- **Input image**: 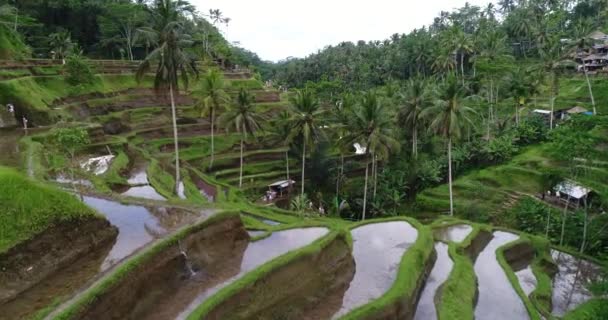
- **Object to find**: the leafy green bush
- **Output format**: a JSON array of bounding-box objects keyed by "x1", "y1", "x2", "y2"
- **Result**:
[
  {"x1": 513, "y1": 116, "x2": 547, "y2": 145},
  {"x1": 64, "y1": 55, "x2": 95, "y2": 87},
  {"x1": 483, "y1": 134, "x2": 519, "y2": 164}
]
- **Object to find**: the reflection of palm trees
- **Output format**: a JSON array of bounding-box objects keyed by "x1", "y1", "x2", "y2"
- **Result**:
[
  {"x1": 553, "y1": 251, "x2": 601, "y2": 315},
  {"x1": 144, "y1": 222, "x2": 165, "y2": 239}
]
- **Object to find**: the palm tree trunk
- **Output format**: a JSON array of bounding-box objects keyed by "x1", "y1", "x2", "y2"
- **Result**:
[
  {"x1": 560, "y1": 194, "x2": 571, "y2": 246},
  {"x1": 336, "y1": 153, "x2": 343, "y2": 197},
  {"x1": 209, "y1": 106, "x2": 215, "y2": 169},
  {"x1": 550, "y1": 94, "x2": 555, "y2": 130},
  {"x1": 448, "y1": 137, "x2": 454, "y2": 216},
  {"x1": 239, "y1": 136, "x2": 244, "y2": 188},
  {"x1": 373, "y1": 155, "x2": 378, "y2": 199},
  {"x1": 412, "y1": 123, "x2": 417, "y2": 158},
  {"x1": 285, "y1": 150, "x2": 290, "y2": 181},
  {"x1": 583, "y1": 66, "x2": 597, "y2": 115},
  {"x1": 301, "y1": 140, "x2": 306, "y2": 197},
  {"x1": 545, "y1": 207, "x2": 551, "y2": 237},
  {"x1": 362, "y1": 159, "x2": 369, "y2": 221},
  {"x1": 169, "y1": 82, "x2": 180, "y2": 194},
  {"x1": 460, "y1": 53, "x2": 465, "y2": 86},
  {"x1": 580, "y1": 198, "x2": 589, "y2": 253}
]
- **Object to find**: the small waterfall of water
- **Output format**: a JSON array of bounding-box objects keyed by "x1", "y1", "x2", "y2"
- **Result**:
[{"x1": 178, "y1": 241, "x2": 196, "y2": 277}]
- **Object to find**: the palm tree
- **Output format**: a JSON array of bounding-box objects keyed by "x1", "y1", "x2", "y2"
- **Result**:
[
  {"x1": 287, "y1": 90, "x2": 326, "y2": 197},
  {"x1": 341, "y1": 91, "x2": 399, "y2": 220},
  {"x1": 219, "y1": 88, "x2": 263, "y2": 188},
  {"x1": 266, "y1": 110, "x2": 294, "y2": 183},
  {"x1": 539, "y1": 37, "x2": 566, "y2": 130},
  {"x1": 432, "y1": 49, "x2": 456, "y2": 77},
  {"x1": 136, "y1": 1, "x2": 197, "y2": 194},
  {"x1": 422, "y1": 76, "x2": 475, "y2": 216},
  {"x1": 193, "y1": 68, "x2": 230, "y2": 169},
  {"x1": 571, "y1": 27, "x2": 597, "y2": 115},
  {"x1": 444, "y1": 27, "x2": 474, "y2": 85},
  {"x1": 507, "y1": 67, "x2": 529, "y2": 126},
  {"x1": 332, "y1": 93, "x2": 356, "y2": 197},
  {"x1": 398, "y1": 78, "x2": 431, "y2": 158},
  {"x1": 48, "y1": 31, "x2": 74, "y2": 62}
]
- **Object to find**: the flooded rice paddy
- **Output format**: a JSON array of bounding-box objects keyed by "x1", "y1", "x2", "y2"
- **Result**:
[
  {"x1": 474, "y1": 231, "x2": 529, "y2": 320},
  {"x1": 551, "y1": 250, "x2": 603, "y2": 316},
  {"x1": 331, "y1": 221, "x2": 418, "y2": 318}
]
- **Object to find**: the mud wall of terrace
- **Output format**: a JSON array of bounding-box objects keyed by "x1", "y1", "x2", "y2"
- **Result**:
[
  {"x1": 62, "y1": 214, "x2": 248, "y2": 320},
  {"x1": 193, "y1": 232, "x2": 355, "y2": 320},
  {"x1": 0, "y1": 217, "x2": 118, "y2": 305}
]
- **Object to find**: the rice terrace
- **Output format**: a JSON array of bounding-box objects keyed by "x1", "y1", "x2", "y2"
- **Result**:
[{"x1": 0, "y1": 0, "x2": 607, "y2": 319}]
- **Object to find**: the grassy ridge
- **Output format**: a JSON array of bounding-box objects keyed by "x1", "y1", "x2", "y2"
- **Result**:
[
  {"x1": 0, "y1": 166, "x2": 99, "y2": 253},
  {"x1": 0, "y1": 74, "x2": 152, "y2": 123},
  {"x1": 186, "y1": 228, "x2": 341, "y2": 319},
  {"x1": 52, "y1": 211, "x2": 238, "y2": 320},
  {"x1": 435, "y1": 221, "x2": 489, "y2": 320},
  {"x1": 495, "y1": 237, "x2": 542, "y2": 320},
  {"x1": 563, "y1": 299, "x2": 608, "y2": 320}
]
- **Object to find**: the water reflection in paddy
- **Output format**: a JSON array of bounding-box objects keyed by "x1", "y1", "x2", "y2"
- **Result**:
[
  {"x1": 331, "y1": 221, "x2": 418, "y2": 319},
  {"x1": 435, "y1": 224, "x2": 472, "y2": 243},
  {"x1": 83, "y1": 196, "x2": 200, "y2": 271},
  {"x1": 474, "y1": 231, "x2": 529, "y2": 320},
  {"x1": 176, "y1": 227, "x2": 329, "y2": 319},
  {"x1": 515, "y1": 266, "x2": 537, "y2": 296},
  {"x1": 414, "y1": 242, "x2": 452, "y2": 320},
  {"x1": 120, "y1": 164, "x2": 166, "y2": 201},
  {"x1": 551, "y1": 250, "x2": 603, "y2": 316}
]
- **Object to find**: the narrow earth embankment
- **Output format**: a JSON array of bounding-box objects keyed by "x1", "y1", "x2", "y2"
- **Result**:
[
  {"x1": 201, "y1": 234, "x2": 355, "y2": 320},
  {"x1": 60, "y1": 215, "x2": 247, "y2": 320},
  {"x1": 0, "y1": 217, "x2": 118, "y2": 318}
]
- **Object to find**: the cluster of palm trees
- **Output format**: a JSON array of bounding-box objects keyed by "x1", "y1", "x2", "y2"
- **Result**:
[{"x1": 272, "y1": 74, "x2": 475, "y2": 219}]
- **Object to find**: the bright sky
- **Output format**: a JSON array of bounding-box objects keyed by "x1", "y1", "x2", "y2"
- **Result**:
[{"x1": 192, "y1": 0, "x2": 494, "y2": 62}]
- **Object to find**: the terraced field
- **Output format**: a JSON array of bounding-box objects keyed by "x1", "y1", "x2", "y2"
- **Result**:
[{"x1": 0, "y1": 60, "x2": 605, "y2": 320}]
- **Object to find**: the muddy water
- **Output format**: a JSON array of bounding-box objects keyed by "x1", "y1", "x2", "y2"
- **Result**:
[
  {"x1": 551, "y1": 250, "x2": 603, "y2": 316},
  {"x1": 435, "y1": 224, "x2": 473, "y2": 243},
  {"x1": 331, "y1": 221, "x2": 418, "y2": 319},
  {"x1": 516, "y1": 266, "x2": 537, "y2": 296},
  {"x1": 83, "y1": 196, "x2": 198, "y2": 270},
  {"x1": 176, "y1": 227, "x2": 329, "y2": 319},
  {"x1": 414, "y1": 242, "x2": 452, "y2": 320},
  {"x1": 474, "y1": 231, "x2": 529, "y2": 320}
]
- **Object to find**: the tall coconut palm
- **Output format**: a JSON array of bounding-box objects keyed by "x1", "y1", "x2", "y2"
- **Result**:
[
  {"x1": 571, "y1": 27, "x2": 597, "y2": 115},
  {"x1": 287, "y1": 89, "x2": 326, "y2": 197},
  {"x1": 332, "y1": 93, "x2": 356, "y2": 197},
  {"x1": 422, "y1": 76, "x2": 475, "y2": 216},
  {"x1": 539, "y1": 37, "x2": 566, "y2": 130},
  {"x1": 341, "y1": 91, "x2": 399, "y2": 220},
  {"x1": 266, "y1": 110, "x2": 294, "y2": 183},
  {"x1": 193, "y1": 68, "x2": 230, "y2": 169},
  {"x1": 444, "y1": 27, "x2": 474, "y2": 85},
  {"x1": 398, "y1": 78, "x2": 431, "y2": 158},
  {"x1": 136, "y1": 13, "x2": 197, "y2": 194},
  {"x1": 219, "y1": 88, "x2": 263, "y2": 188}
]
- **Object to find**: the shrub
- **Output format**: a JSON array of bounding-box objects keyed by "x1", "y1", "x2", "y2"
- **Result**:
[
  {"x1": 64, "y1": 54, "x2": 95, "y2": 86},
  {"x1": 483, "y1": 134, "x2": 519, "y2": 164}
]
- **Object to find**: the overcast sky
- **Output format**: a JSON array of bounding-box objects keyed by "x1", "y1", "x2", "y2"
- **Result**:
[{"x1": 191, "y1": 0, "x2": 494, "y2": 62}]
